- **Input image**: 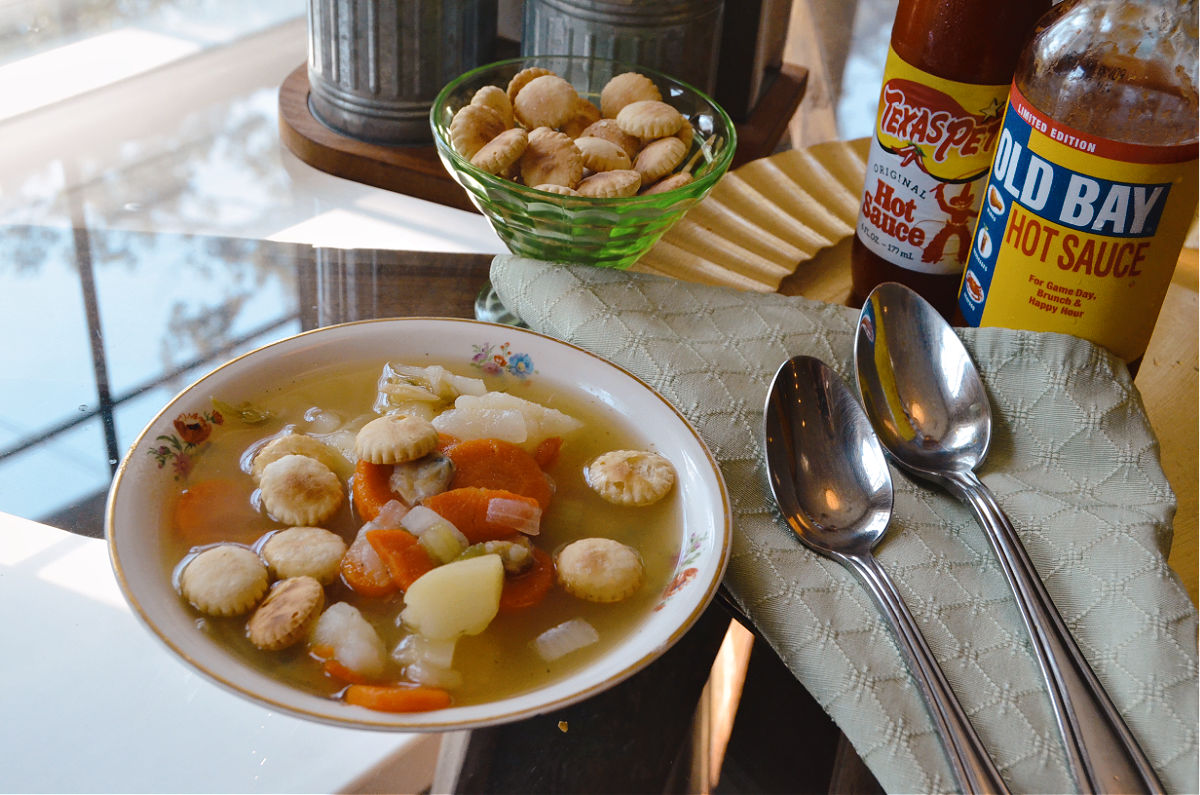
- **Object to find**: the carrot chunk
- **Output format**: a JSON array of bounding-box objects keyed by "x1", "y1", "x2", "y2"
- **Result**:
[
  {"x1": 173, "y1": 478, "x2": 258, "y2": 545},
  {"x1": 422, "y1": 487, "x2": 542, "y2": 544},
  {"x1": 340, "y1": 532, "x2": 398, "y2": 597},
  {"x1": 366, "y1": 528, "x2": 436, "y2": 590},
  {"x1": 444, "y1": 438, "x2": 554, "y2": 509},
  {"x1": 344, "y1": 684, "x2": 452, "y2": 713},
  {"x1": 533, "y1": 436, "x2": 563, "y2": 470},
  {"x1": 352, "y1": 459, "x2": 398, "y2": 521},
  {"x1": 499, "y1": 547, "x2": 555, "y2": 613}
]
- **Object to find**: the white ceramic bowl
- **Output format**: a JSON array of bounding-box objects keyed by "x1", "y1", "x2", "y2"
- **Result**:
[{"x1": 107, "y1": 317, "x2": 731, "y2": 731}]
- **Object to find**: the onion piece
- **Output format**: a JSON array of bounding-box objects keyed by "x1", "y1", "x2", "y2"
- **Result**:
[
  {"x1": 342, "y1": 527, "x2": 392, "y2": 592},
  {"x1": 432, "y1": 407, "x2": 528, "y2": 444},
  {"x1": 486, "y1": 497, "x2": 541, "y2": 536},
  {"x1": 303, "y1": 407, "x2": 344, "y2": 434},
  {"x1": 362, "y1": 499, "x2": 409, "y2": 531},
  {"x1": 404, "y1": 660, "x2": 463, "y2": 689},
  {"x1": 401, "y1": 505, "x2": 449, "y2": 536},
  {"x1": 532, "y1": 618, "x2": 599, "y2": 662},
  {"x1": 392, "y1": 633, "x2": 457, "y2": 669}
]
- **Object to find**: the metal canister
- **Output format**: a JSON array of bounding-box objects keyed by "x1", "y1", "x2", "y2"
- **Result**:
[
  {"x1": 307, "y1": 0, "x2": 497, "y2": 145},
  {"x1": 521, "y1": 0, "x2": 724, "y2": 95}
]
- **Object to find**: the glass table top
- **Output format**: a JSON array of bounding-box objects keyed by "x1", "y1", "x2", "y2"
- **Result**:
[{"x1": 0, "y1": 224, "x2": 494, "y2": 537}]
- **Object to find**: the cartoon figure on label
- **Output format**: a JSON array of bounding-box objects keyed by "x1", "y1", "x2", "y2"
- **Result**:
[{"x1": 922, "y1": 182, "x2": 976, "y2": 265}]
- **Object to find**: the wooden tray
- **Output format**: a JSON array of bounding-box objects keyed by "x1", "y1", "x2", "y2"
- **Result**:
[{"x1": 277, "y1": 63, "x2": 808, "y2": 212}]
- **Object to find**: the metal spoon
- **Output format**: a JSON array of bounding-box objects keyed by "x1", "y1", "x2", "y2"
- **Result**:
[
  {"x1": 764, "y1": 355, "x2": 1009, "y2": 794},
  {"x1": 853, "y1": 282, "x2": 1164, "y2": 795}
]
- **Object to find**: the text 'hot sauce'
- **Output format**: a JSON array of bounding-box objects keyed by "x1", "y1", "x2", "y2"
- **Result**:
[
  {"x1": 850, "y1": 0, "x2": 1049, "y2": 317},
  {"x1": 957, "y1": 0, "x2": 1199, "y2": 368}
]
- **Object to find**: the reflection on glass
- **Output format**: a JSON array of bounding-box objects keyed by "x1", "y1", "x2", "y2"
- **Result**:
[
  {"x1": 0, "y1": 0, "x2": 301, "y2": 116},
  {"x1": 0, "y1": 226, "x2": 300, "y2": 535}
]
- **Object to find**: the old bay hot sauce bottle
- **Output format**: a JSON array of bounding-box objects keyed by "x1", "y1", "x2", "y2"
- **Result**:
[
  {"x1": 850, "y1": 0, "x2": 1050, "y2": 317},
  {"x1": 957, "y1": 0, "x2": 1199, "y2": 371}
]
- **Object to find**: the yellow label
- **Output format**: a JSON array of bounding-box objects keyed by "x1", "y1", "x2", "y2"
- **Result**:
[
  {"x1": 873, "y1": 46, "x2": 1009, "y2": 181},
  {"x1": 857, "y1": 47, "x2": 1011, "y2": 274},
  {"x1": 957, "y1": 85, "x2": 1199, "y2": 362}
]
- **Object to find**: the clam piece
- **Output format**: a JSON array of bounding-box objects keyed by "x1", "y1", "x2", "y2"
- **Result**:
[{"x1": 389, "y1": 452, "x2": 456, "y2": 504}]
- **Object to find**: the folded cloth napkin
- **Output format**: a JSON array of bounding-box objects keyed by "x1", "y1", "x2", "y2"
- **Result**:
[{"x1": 491, "y1": 255, "x2": 1198, "y2": 794}]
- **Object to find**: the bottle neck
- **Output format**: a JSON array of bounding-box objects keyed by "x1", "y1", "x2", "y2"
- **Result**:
[
  {"x1": 891, "y1": 0, "x2": 1050, "y2": 84},
  {"x1": 1015, "y1": 0, "x2": 1199, "y2": 146}
]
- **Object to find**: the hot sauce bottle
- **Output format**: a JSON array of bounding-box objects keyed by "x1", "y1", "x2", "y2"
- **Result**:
[
  {"x1": 956, "y1": 0, "x2": 1199, "y2": 370},
  {"x1": 850, "y1": 0, "x2": 1050, "y2": 317}
]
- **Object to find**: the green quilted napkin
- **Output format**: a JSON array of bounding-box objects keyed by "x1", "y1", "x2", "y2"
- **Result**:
[{"x1": 490, "y1": 254, "x2": 1198, "y2": 795}]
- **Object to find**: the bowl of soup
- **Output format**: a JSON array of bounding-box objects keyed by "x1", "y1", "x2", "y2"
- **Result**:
[{"x1": 107, "y1": 317, "x2": 731, "y2": 730}]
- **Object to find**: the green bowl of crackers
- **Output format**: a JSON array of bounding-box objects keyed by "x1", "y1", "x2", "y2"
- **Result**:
[{"x1": 430, "y1": 55, "x2": 737, "y2": 270}]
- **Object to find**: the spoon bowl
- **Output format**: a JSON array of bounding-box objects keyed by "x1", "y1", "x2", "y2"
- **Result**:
[
  {"x1": 764, "y1": 355, "x2": 892, "y2": 559},
  {"x1": 853, "y1": 282, "x2": 1164, "y2": 794},
  {"x1": 764, "y1": 355, "x2": 1008, "y2": 794},
  {"x1": 854, "y1": 284, "x2": 990, "y2": 478}
]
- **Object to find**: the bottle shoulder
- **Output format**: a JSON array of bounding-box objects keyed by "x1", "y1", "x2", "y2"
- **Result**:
[{"x1": 1016, "y1": 0, "x2": 1198, "y2": 145}]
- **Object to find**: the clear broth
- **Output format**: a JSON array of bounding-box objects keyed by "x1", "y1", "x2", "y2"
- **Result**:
[{"x1": 164, "y1": 360, "x2": 681, "y2": 707}]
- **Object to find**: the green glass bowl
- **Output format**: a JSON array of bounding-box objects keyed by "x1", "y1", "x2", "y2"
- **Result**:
[{"x1": 430, "y1": 55, "x2": 737, "y2": 270}]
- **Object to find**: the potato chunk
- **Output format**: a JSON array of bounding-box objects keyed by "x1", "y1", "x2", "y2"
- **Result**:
[{"x1": 400, "y1": 554, "x2": 504, "y2": 640}]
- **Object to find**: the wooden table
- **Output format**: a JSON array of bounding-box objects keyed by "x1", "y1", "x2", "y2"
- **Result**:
[{"x1": 1138, "y1": 247, "x2": 1198, "y2": 606}]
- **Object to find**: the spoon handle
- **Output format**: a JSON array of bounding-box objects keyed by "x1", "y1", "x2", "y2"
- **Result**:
[
  {"x1": 840, "y1": 550, "x2": 1011, "y2": 795},
  {"x1": 949, "y1": 472, "x2": 1165, "y2": 795}
]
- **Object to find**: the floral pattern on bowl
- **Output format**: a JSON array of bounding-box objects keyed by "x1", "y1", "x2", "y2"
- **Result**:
[
  {"x1": 147, "y1": 408, "x2": 225, "y2": 481},
  {"x1": 471, "y1": 341, "x2": 535, "y2": 378},
  {"x1": 655, "y1": 530, "x2": 706, "y2": 611},
  {"x1": 146, "y1": 340, "x2": 536, "y2": 482},
  {"x1": 112, "y1": 317, "x2": 729, "y2": 732}
]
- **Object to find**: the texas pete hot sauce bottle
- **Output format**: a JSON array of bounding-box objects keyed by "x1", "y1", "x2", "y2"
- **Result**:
[{"x1": 850, "y1": 0, "x2": 1049, "y2": 317}]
